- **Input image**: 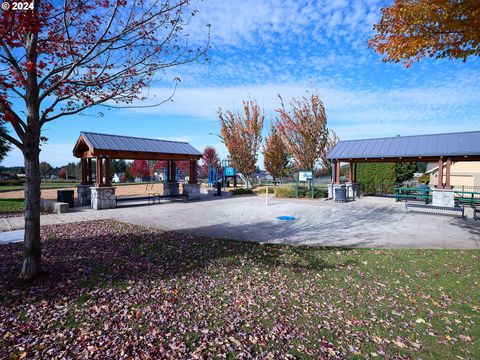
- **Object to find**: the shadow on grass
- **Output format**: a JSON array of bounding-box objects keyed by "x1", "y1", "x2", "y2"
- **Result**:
[{"x1": 0, "y1": 220, "x2": 357, "y2": 303}]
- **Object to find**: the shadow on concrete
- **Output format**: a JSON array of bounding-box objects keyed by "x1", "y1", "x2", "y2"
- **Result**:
[{"x1": 170, "y1": 203, "x2": 401, "y2": 247}]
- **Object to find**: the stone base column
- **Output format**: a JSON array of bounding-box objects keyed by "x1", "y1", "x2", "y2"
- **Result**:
[
  {"x1": 77, "y1": 184, "x2": 92, "y2": 206},
  {"x1": 183, "y1": 183, "x2": 201, "y2": 200},
  {"x1": 91, "y1": 187, "x2": 116, "y2": 210},
  {"x1": 432, "y1": 188, "x2": 455, "y2": 207},
  {"x1": 163, "y1": 182, "x2": 180, "y2": 196}
]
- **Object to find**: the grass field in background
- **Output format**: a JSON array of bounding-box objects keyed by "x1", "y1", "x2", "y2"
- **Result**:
[{"x1": 0, "y1": 198, "x2": 24, "y2": 212}]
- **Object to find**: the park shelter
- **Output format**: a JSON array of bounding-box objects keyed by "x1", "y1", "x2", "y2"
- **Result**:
[
  {"x1": 73, "y1": 131, "x2": 202, "y2": 186},
  {"x1": 327, "y1": 130, "x2": 480, "y2": 190},
  {"x1": 72, "y1": 132, "x2": 202, "y2": 209}
]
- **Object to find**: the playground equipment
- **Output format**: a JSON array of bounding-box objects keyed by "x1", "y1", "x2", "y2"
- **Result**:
[
  {"x1": 206, "y1": 160, "x2": 250, "y2": 189},
  {"x1": 222, "y1": 160, "x2": 237, "y2": 188},
  {"x1": 207, "y1": 164, "x2": 219, "y2": 187}
]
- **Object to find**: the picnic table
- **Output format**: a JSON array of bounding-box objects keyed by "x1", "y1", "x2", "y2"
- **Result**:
[{"x1": 395, "y1": 187, "x2": 431, "y2": 204}]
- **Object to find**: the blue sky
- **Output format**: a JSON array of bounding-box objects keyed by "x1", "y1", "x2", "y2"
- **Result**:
[{"x1": 3, "y1": 0, "x2": 480, "y2": 167}]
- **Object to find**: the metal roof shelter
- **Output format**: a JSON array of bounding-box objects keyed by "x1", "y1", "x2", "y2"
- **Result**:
[
  {"x1": 327, "y1": 130, "x2": 480, "y2": 189},
  {"x1": 73, "y1": 132, "x2": 202, "y2": 187}
]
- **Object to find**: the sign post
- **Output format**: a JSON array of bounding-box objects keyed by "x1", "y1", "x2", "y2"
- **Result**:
[{"x1": 296, "y1": 170, "x2": 314, "y2": 199}]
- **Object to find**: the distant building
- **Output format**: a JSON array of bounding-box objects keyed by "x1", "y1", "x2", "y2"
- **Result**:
[
  {"x1": 427, "y1": 161, "x2": 480, "y2": 187},
  {"x1": 112, "y1": 172, "x2": 124, "y2": 183}
]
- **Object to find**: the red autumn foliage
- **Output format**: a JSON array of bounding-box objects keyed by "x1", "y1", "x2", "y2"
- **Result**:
[
  {"x1": 57, "y1": 167, "x2": 67, "y2": 179},
  {"x1": 131, "y1": 160, "x2": 149, "y2": 179},
  {"x1": 0, "y1": 1, "x2": 209, "y2": 279},
  {"x1": 218, "y1": 100, "x2": 264, "y2": 188},
  {"x1": 200, "y1": 146, "x2": 220, "y2": 177},
  {"x1": 276, "y1": 93, "x2": 329, "y2": 170}
]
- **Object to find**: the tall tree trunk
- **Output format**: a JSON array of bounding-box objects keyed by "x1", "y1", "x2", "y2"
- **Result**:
[{"x1": 19, "y1": 132, "x2": 41, "y2": 280}]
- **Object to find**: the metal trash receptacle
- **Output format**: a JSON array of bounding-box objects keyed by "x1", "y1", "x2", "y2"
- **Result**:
[
  {"x1": 57, "y1": 190, "x2": 74, "y2": 208},
  {"x1": 334, "y1": 187, "x2": 347, "y2": 202},
  {"x1": 215, "y1": 181, "x2": 222, "y2": 196}
]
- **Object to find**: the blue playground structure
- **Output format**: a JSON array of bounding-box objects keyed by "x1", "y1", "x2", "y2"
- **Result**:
[
  {"x1": 207, "y1": 164, "x2": 219, "y2": 187},
  {"x1": 221, "y1": 160, "x2": 237, "y2": 188},
  {"x1": 162, "y1": 167, "x2": 182, "y2": 184},
  {"x1": 207, "y1": 160, "x2": 238, "y2": 188}
]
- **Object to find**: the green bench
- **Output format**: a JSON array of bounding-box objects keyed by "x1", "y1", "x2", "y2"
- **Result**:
[
  {"x1": 395, "y1": 187, "x2": 430, "y2": 204},
  {"x1": 453, "y1": 190, "x2": 480, "y2": 208}
]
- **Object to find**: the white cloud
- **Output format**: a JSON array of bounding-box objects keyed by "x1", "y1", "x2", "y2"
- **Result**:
[
  {"x1": 2, "y1": 144, "x2": 77, "y2": 168},
  {"x1": 125, "y1": 78, "x2": 480, "y2": 140}
]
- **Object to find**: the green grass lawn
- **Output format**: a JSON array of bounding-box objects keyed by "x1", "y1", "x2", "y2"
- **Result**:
[
  {"x1": 0, "y1": 220, "x2": 478, "y2": 359},
  {"x1": 0, "y1": 182, "x2": 79, "y2": 192},
  {"x1": 0, "y1": 198, "x2": 24, "y2": 212}
]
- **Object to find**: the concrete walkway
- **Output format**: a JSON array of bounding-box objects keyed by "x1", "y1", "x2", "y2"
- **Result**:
[{"x1": 1, "y1": 196, "x2": 479, "y2": 248}]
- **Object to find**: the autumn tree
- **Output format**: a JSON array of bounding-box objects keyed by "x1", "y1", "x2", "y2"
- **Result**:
[
  {"x1": 276, "y1": 93, "x2": 329, "y2": 170},
  {"x1": 39, "y1": 161, "x2": 52, "y2": 178},
  {"x1": 131, "y1": 160, "x2": 149, "y2": 180},
  {"x1": 218, "y1": 100, "x2": 264, "y2": 189},
  {"x1": 147, "y1": 160, "x2": 166, "y2": 178},
  {"x1": 0, "y1": 0, "x2": 208, "y2": 279},
  {"x1": 201, "y1": 146, "x2": 220, "y2": 178},
  {"x1": 369, "y1": 0, "x2": 480, "y2": 66},
  {"x1": 57, "y1": 167, "x2": 67, "y2": 179},
  {"x1": 263, "y1": 124, "x2": 290, "y2": 185},
  {"x1": 320, "y1": 130, "x2": 338, "y2": 175}
]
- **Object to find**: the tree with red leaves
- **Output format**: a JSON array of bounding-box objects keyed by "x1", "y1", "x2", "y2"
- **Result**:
[
  {"x1": 57, "y1": 167, "x2": 67, "y2": 179},
  {"x1": 131, "y1": 160, "x2": 149, "y2": 180},
  {"x1": 369, "y1": 0, "x2": 480, "y2": 67},
  {"x1": 147, "y1": 161, "x2": 166, "y2": 178},
  {"x1": 0, "y1": 1, "x2": 209, "y2": 280},
  {"x1": 320, "y1": 130, "x2": 338, "y2": 175},
  {"x1": 276, "y1": 93, "x2": 329, "y2": 170},
  {"x1": 201, "y1": 146, "x2": 220, "y2": 178},
  {"x1": 218, "y1": 100, "x2": 264, "y2": 189},
  {"x1": 263, "y1": 124, "x2": 290, "y2": 185}
]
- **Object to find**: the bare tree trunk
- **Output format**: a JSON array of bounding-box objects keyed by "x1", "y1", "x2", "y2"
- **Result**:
[
  {"x1": 18, "y1": 108, "x2": 42, "y2": 282},
  {"x1": 19, "y1": 131, "x2": 41, "y2": 281}
]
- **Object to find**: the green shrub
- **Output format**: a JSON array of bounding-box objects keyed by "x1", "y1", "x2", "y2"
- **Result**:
[
  {"x1": 274, "y1": 186, "x2": 296, "y2": 198},
  {"x1": 0, "y1": 179, "x2": 24, "y2": 186},
  {"x1": 273, "y1": 186, "x2": 327, "y2": 199},
  {"x1": 232, "y1": 188, "x2": 254, "y2": 195}
]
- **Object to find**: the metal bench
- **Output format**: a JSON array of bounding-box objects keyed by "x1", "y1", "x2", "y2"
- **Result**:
[
  {"x1": 405, "y1": 202, "x2": 465, "y2": 218},
  {"x1": 116, "y1": 193, "x2": 186, "y2": 206}
]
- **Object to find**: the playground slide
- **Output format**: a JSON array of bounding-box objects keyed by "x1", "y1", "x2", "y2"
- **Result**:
[{"x1": 237, "y1": 173, "x2": 251, "y2": 188}]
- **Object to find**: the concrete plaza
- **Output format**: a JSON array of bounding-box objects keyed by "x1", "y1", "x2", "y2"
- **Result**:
[{"x1": 1, "y1": 195, "x2": 479, "y2": 248}]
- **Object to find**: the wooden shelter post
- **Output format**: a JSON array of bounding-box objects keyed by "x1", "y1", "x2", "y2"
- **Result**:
[
  {"x1": 96, "y1": 157, "x2": 103, "y2": 187},
  {"x1": 167, "y1": 160, "x2": 177, "y2": 182},
  {"x1": 81, "y1": 158, "x2": 87, "y2": 185},
  {"x1": 437, "y1": 159, "x2": 444, "y2": 188},
  {"x1": 445, "y1": 158, "x2": 452, "y2": 189},
  {"x1": 335, "y1": 161, "x2": 341, "y2": 184},
  {"x1": 348, "y1": 162, "x2": 353, "y2": 182},
  {"x1": 87, "y1": 158, "x2": 92, "y2": 184},
  {"x1": 189, "y1": 160, "x2": 197, "y2": 184},
  {"x1": 105, "y1": 158, "x2": 111, "y2": 186}
]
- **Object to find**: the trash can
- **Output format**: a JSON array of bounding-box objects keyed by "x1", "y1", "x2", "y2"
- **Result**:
[
  {"x1": 334, "y1": 187, "x2": 347, "y2": 203},
  {"x1": 57, "y1": 190, "x2": 74, "y2": 208},
  {"x1": 215, "y1": 181, "x2": 222, "y2": 196}
]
